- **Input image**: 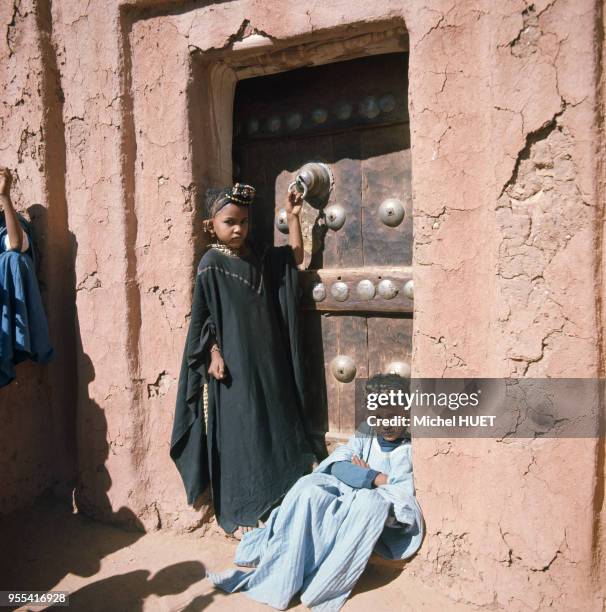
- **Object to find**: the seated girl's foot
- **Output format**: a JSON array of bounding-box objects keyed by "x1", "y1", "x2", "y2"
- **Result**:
[{"x1": 228, "y1": 524, "x2": 257, "y2": 541}]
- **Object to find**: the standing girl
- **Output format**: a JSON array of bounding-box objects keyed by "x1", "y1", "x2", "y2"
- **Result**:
[{"x1": 171, "y1": 183, "x2": 316, "y2": 535}]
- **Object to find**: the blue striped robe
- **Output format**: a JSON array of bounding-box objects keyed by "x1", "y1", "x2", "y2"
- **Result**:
[{"x1": 207, "y1": 433, "x2": 424, "y2": 611}]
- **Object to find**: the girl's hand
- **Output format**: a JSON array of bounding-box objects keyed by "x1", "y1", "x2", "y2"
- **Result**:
[
  {"x1": 285, "y1": 187, "x2": 303, "y2": 218},
  {"x1": 0, "y1": 168, "x2": 12, "y2": 198},
  {"x1": 351, "y1": 455, "x2": 370, "y2": 469},
  {"x1": 373, "y1": 473, "x2": 389, "y2": 487},
  {"x1": 208, "y1": 351, "x2": 226, "y2": 380}
]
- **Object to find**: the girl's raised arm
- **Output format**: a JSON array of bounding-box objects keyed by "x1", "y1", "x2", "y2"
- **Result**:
[{"x1": 284, "y1": 188, "x2": 304, "y2": 266}]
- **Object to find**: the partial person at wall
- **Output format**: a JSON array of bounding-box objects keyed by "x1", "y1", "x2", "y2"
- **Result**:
[{"x1": 0, "y1": 168, "x2": 53, "y2": 388}]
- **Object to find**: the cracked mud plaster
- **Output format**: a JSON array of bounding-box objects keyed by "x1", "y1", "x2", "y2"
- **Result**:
[
  {"x1": 502, "y1": 2, "x2": 557, "y2": 58},
  {"x1": 147, "y1": 285, "x2": 183, "y2": 331},
  {"x1": 496, "y1": 116, "x2": 592, "y2": 376},
  {"x1": 77, "y1": 270, "x2": 101, "y2": 292},
  {"x1": 146, "y1": 371, "x2": 173, "y2": 399},
  {"x1": 1, "y1": 0, "x2": 62, "y2": 516},
  {"x1": 5, "y1": 0, "x2": 24, "y2": 58}
]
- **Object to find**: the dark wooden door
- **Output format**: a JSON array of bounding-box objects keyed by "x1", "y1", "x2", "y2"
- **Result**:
[{"x1": 233, "y1": 53, "x2": 413, "y2": 438}]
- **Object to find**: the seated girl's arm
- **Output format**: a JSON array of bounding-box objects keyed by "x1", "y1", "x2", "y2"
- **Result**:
[{"x1": 328, "y1": 461, "x2": 380, "y2": 489}]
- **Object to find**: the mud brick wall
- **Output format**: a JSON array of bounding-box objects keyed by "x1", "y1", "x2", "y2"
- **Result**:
[
  {"x1": 0, "y1": 1, "x2": 604, "y2": 609},
  {"x1": 0, "y1": 0, "x2": 76, "y2": 515}
]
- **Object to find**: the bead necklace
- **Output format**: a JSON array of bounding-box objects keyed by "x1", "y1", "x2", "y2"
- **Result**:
[{"x1": 210, "y1": 242, "x2": 242, "y2": 258}]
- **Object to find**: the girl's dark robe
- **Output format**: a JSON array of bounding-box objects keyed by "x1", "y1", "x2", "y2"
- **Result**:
[
  {"x1": 170, "y1": 244, "x2": 315, "y2": 533},
  {"x1": 0, "y1": 213, "x2": 53, "y2": 387}
]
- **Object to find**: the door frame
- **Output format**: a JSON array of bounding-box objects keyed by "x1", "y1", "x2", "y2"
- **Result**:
[
  {"x1": 187, "y1": 21, "x2": 412, "y2": 445},
  {"x1": 188, "y1": 21, "x2": 409, "y2": 189}
]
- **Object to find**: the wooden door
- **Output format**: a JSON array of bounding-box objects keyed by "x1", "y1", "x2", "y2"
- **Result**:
[{"x1": 233, "y1": 53, "x2": 413, "y2": 438}]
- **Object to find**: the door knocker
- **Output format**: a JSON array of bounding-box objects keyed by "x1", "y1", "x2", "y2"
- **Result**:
[{"x1": 288, "y1": 162, "x2": 334, "y2": 208}]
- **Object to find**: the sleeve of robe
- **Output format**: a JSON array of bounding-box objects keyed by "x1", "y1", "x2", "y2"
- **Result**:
[
  {"x1": 373, "y1": 442, "x2": 425, "y2": 560},
  {"x1": 313, "y1": 433, "x2": 367, "y2": 473},
  {"x1": 268, "y1": 245, "x2": 320, "y2": 457},
  {"x1": 170, "y1": 268, "x2": 216, "y2": 505},
  {"x1": 328, "y1": 461, "x2": 379, "y2": 489}
]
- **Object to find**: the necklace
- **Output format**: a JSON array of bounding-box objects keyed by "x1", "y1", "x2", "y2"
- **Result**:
[{"x1": 210, "y1": 242, "x2": 242, "y2": 258}]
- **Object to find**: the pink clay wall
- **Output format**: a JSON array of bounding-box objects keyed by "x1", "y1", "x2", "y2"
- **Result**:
[
  {"x1": 1, "y1": 1, "x2": 604, "y2": 609},
  {"x1": 0, "y1": 0, "x2": 76, "y2": 515}
]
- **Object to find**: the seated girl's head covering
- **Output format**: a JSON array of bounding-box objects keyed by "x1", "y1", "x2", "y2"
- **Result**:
[{"x1": 207, "y1": 183, "x2": 255, "y2": 217}]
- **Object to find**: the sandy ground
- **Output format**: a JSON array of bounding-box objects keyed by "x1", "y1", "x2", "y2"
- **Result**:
[{"x1": 0, "y1": 496, "x2": 472, "y2": 612}]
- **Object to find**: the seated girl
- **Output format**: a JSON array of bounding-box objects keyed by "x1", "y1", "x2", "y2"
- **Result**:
[{"x1": 207, "y1": 374, "x2": 424, "y2": 611}]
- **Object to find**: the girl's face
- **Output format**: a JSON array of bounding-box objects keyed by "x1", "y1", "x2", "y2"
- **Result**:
[{"x1": 211, "y1": 203, "x2": 249, "y2": 248}]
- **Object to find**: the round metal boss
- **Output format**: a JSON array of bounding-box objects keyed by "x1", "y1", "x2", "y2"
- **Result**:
[
  {"x1": 275, "y1": 208, "x2": 289, "y2": 234},
  {"x1": 378, "y1": 279, "x2": 398, "y2": 299},
  {"x1": 379, "y1": 94, "x2": 396, "y2": 113},
  {"x1": 247, "y1": 118, "x2": 259, "y2": 135},
  {"x1": 378, "y1": 198, "x2": 405, "y2": 227},
  {"x1": 330, "y1": 281, "x2": 349, "y2": 302},
  {"x1": 359, "y1": 96, "x2": 380, "y2": 119},
  {"x1": 335, "y1": 102, "x2": 353, "y2": 120},
  {"x1": 324, "y1": 205, "x2": 346, "y2": 231},
  {"x1": 384, "y1": 361, "x2": 411, "y2": 378},
  {"x1": 267, "y1": 116, "x2": 281, "y2": 132},
  {"x1": 311, "y1": 282, "x2": 326, "y2": 302},
  {"x1": 312, "y1": 108, "x2": 328, "y2": 124},
  {"x1": 356, "y1": 279, "x2": 375, "y2": 300},
  {"x1": 286, "y1": 112, "x2": 302, "y2": 130},
  {"x1": 331, "y1": 355, "x2": 357, "y2": 383},
  {"x1": 403, "y1": 279, "x2": 414, "y2": 299}
]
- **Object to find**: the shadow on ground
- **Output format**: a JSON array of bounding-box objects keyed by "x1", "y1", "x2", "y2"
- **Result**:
[
  {"x1": 0, "y1": 496, "x2": 206, "y2": 612},
  {"x1": 65, "y1": 562, "x2": 207, "y2": 611}
]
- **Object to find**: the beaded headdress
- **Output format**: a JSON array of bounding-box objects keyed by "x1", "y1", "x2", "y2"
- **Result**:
[{"x1": 208, "y1": 183, "x2": 256, "y2": 217}]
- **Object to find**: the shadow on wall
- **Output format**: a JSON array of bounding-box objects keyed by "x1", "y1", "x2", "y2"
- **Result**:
[
  {"x1": 0, "y1": 202, "x2": 206, "y2": 607},
  {"x1": 0, "y1": 202, "x2": 68, "y2": 515},
  {"x1": 0, "y1": 208, "x2": 135, "y2": 525},
  {"x1": 28, "y1": 202, "x2": 78, "y2": 494},
  {"x1": 0, "y1": 228, "x2": 149, "y2": 598},
  {"x1": 0, "y1": 360, "x2": 52, "y2": 513},
  {"x1": 61, "y1": 233, "x2": 146, "y2": 531},
  {"x1": 71, "y1": 313, "x2": 145, "y2": 529}
]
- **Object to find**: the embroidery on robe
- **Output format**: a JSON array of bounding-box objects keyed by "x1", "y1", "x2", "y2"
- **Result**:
[
  {"x1": 198, "y1": 245, "x2": 271, "y2": 295},
  {"x1": 198, "y1": 265, "x2": 264, "y2": 294}
]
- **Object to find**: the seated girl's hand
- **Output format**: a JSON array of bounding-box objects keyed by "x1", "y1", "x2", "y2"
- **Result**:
[
  {"x1": 351, "y1": 455, "x2": 369, "y2": 469},
  {"x1": 373, "y1": 473, "x2": 389, "y2": 487},
  {"x1": 208, "y1": 352, "x2": 226, "y2": 380}
]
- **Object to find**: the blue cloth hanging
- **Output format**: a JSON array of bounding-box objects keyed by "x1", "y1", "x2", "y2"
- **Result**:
[{"x1": 0, "y1": 213, "x2": 53, "y2": 387}]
